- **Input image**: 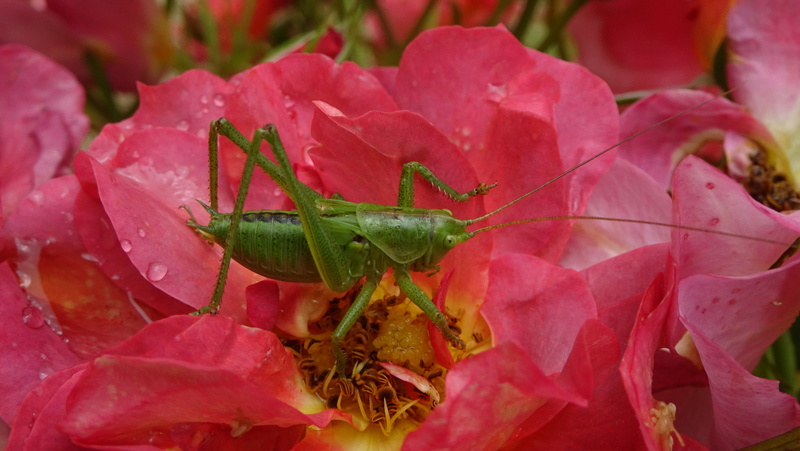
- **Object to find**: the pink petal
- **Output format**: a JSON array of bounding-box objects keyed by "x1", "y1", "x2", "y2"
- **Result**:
[
  {"x1": 670, "y1": 156, "x2": 800, "y2": 278},
  {"x1": 86, "y1": 69, "x2": 231, "y2": 164},
  {"x1": 508, "y1": 321, "x2": 644, "y2": 449},
  {"x1": 619, "y1": 273, "x2": 686, "y2": 449},
  {"x1": 679, "y1": 258, "x2": 800, "y2": 370},
  {"x1": 62, "y1": 316, "x2": 346, "y2": 447},
  {"x1": 581, "y1": 242, "x2": 670, "y2": 344},
  {"x1": 561, "y1": 158, "x2": 671, "y2": 270},
  {"x1": 684, "y1": 322, "x2": 800, "y2": 449},
  {"x1": 405, "y1": 342, "x2": 587, "y2": 449},
  {"x1": 483, "y1": 254, "x2": 596, "y2": 374},
  {"x1": 7, "y1": 366, "x2": 85, "y2": 451},
  {"x1": 529, "y1": 51, "x2": 619, "y2": 220},
  {"x1": 75, "y1": 132, "x2": 262, "y2": 320},
  {"x1": 0, "y1": 261, "x2": 81, "y2": 424},
  {"x1": 379, "y1": 361, "x2": 440, "y2": 404}
]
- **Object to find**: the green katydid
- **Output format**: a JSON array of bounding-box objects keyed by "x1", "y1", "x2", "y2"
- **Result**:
[{"x1": 185, "y1": 95, "x2": 791, "y2": 377}]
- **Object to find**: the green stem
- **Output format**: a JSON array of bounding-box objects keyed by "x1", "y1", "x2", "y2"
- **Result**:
[{"x1": 536, "y1": 0, "x2": 590, "y2": 52}]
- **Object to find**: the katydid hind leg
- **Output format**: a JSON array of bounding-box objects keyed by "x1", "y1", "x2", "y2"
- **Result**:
[{"x1": 262, "y1": 125, "x2": 355, "y2": 293}]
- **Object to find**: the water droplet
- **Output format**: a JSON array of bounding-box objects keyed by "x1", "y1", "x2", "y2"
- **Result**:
[
  {"x1": 38, "y1": 366, "x2": 53, "y2": 381},
  {"x1": 81, "y1": 253, "x2": 100, "y2": 263},
  {"x1": 712, "y1": 297, "x2": 720, "y2": 304},
  {"x1": 120, "y1": 240, "x2": 133, "y2": 253},
  {"x1": 176, "y1": 120, "x2": 189, "y2": 131},
  {"x1": 28, "y1": 190, "x2": 45, "y2": 207},
  {"x1": 731, "y1": 288, "x2": 741, "y2": 293},
  {"x1": 461, "y1": 127, "x2": 472, "y2": 137},
  {"x1": 705, "y1": 182, "x2": 715, "y2": 190},
  {"x1": 728, "y1": 299, "x2": 736, "y2": 305},
  {"x1": 701, "y1": 308, "x2": 707, "y2": 314},
  {"x1": 708, "y1": 217, "x2": 720, "y2": 226},
  {"x1": 486, "y1": 82, "x2": 507, "y2": 103},
  {"x1": 283, "y1": 95, "x2": 295, "y2": 109},
  {"x1": 22, "y1": 306, "x2": 44, "y2": 329},
  {"x1": 146, "y1": 262, "x2": 168, "y2": 282},
  {"x1": 213, "y1": 93, "x2": 226, "y2": 107},
  {"x1": 137, "y1": 228, "x2": 146, "y2": 238},
  {"x1": 200, "y1": 95, "x2": 209, "y2": 105},
  {"x1": 772, "y1": 300, "x2": 783, "y2": 306}
]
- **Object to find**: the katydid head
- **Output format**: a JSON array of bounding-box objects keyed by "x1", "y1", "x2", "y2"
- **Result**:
[{"x1": 415, "y1": 210, "x2": 470, "y2": 271}]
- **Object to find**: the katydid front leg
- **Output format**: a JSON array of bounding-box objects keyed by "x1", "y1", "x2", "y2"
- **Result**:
[{"x1": 398, "y1": 161, "x2": 497, "y2": 207}]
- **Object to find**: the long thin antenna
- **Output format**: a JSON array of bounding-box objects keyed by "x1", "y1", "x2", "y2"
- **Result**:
[
  {"x1": 465, "y1": 88, "x2": 737, "y2": 226},
  {"x1": 466, "y1": 215, "x2": 792, "y2": 246}
]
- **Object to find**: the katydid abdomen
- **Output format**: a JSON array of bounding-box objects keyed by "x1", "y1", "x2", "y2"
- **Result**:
[{"x1": 199, "y1": 209, "x2": 325, "y2": 283}]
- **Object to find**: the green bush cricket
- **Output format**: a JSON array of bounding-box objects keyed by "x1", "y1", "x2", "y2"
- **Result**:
[{"x1": 185, "y1": 98, "x2": 793, "y2": 377}]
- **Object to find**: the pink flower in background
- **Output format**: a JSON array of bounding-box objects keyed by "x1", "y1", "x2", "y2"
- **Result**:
[
  {"x1": 0, "y1": 45, "x2": 88, "y2": 222},
  {"x1": 568, "y1": 0, "x2": 710, "y2": 93},
  {"x1": 0, "y1": 0, "x2": 172, "y2": 91}
]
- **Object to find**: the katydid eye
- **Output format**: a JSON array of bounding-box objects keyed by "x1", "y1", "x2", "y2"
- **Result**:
[{"x1": 444, "y1": 235, "x2": 457, "y2": 248}]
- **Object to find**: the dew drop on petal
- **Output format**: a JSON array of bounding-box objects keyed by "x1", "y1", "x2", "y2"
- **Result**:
[
  {"x1": 772, "y1": 300, "x2": 783, "y2": 306},
  {"x1": 137, "y1": 228, "x2": 146, "y2": 238},
  {"x1": 146, "y1": 262, "x2": 168, "y2": 282},
  {"x1": 213, "y1": 93, "x2": 226, "y2": 107},
  {"x1": 176, "y1": 120, "x2": 189, "y2": 131},
  {"x1": 200, "y1": 95, "x2": 209, "y2": 105},
  {"x1": 728, "y1": 299, "x2": 736, "y2": 305},
  {"x1": 706, "y1": 182, "x2": 715, "y2": 190},
  {"x1": 486, "y1": 82, "x2": 507, "y2": 103},
  {"x1": 120, "y1": 239, "x2": 133, "y2": 253},
  {"x1": 712, "y1": 297, "x2": 720, "y2": 304},
  {"x1": 28, "y1": 190, "x2": 45, "y2": 207},
  {"x1": 22, "y1": 306, "x2": 44, "y2": 329},
  {"x1": 708, "y1": 217, "x2": 720, "y2": 226}
]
